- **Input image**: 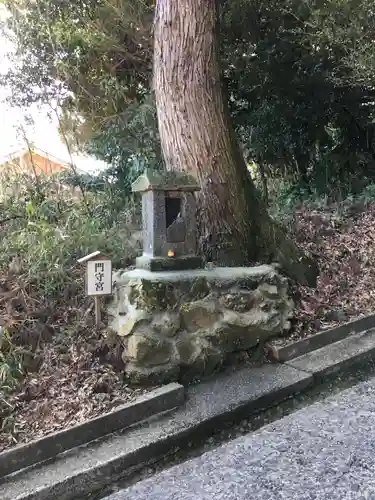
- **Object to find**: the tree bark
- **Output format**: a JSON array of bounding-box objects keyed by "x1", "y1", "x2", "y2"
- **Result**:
[{"x1": 153, "y1": 0, "x2": 317, "y2": 286}]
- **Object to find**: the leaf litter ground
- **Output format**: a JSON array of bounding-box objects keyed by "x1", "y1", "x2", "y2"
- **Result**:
[
  {"x1": 0, "y1": 267, "x2": 156, "y2": 452},
  {"x1": 281, "y1": 201, "x2": 375, "y2": 343}
]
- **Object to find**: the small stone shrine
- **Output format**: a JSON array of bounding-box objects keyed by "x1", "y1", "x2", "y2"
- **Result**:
[
  {"x1": 131, "y1": 169, "x2": 203, "y2": 271},
  {"x1": 106, "y1": 170, "x2": 294, "y2": 385}
]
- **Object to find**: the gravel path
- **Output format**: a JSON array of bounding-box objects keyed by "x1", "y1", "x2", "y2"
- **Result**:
[{"x1": 105, "y1": 371, "x2": 375, "y2": 500}]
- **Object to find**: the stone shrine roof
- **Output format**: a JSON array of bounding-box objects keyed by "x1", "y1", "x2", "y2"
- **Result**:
[{"x1": 132, "y1": 169, "x2": 200, "y2": 193}]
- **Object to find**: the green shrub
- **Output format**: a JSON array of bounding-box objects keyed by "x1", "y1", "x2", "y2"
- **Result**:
[
  {"x1": 0, "y1": 174, "x2": 141, "y2": 298},
  {"x1": 0, "y1": 173, "x2": 142, "y2": 391}
]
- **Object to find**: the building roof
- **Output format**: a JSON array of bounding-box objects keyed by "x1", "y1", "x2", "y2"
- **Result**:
[
  {"x1": 0, "y1": 147, "x2": 90, "y2": 176},
  {"x1": 0, "y1": 147, "x2": 71, "y2": 168}
]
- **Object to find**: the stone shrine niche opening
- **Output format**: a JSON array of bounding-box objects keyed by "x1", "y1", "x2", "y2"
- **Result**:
[
  {"x1": 165, "y1": 195, "x2": 181, "y2": 229},
  {"x1": 165, "y1": 193, "x2": 185, "y2": 244}
]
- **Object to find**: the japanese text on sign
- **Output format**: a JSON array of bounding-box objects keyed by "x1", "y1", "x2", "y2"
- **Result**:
[{"x1": 86, "y1": 259, "x2": 112, "y2": 296}]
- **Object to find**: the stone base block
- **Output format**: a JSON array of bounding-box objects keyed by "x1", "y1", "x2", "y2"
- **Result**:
[
  {"x1": 107, "y1": 265, "x2": 294, "y2": 385},
  {"x1": 136, "y1": 255, "x2": 204, "y2": 272}
]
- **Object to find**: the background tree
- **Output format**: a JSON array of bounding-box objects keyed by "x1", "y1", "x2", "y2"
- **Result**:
[
  {"x1": 153, "y1": 0, "x2": 317, "y2": 284},
  {"x1": 222, "y1": 0, "x2": 375, "y2": 195}
]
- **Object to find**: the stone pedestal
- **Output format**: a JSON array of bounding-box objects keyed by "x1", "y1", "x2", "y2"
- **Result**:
[
  {"x1": 107, "y1": 266, "x2": 293, "y2": 384},
  {"x1": 135, "y1": 255, "x2": 203, "y2": 272}
]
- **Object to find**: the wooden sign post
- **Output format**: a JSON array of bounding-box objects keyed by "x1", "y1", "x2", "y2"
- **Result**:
[{"x1": 77, "y1": 251, "x2": 113, "y2": 329}]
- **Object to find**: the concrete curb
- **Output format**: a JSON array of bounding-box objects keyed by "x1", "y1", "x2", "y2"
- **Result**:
[
  {"x1": 3, "y1": 325, "x2": 375, "y2": 500},
  {"x1": 0, "y1": 364, "x2": 313, "y2": 500},
  {"x1": 286, "y1": 328, "x2": 375, "y2": 380},
  {"x1": 0, "y1": 383, "x2": 185, "y2": 479},
  {"x1": 266, "y1": 313, "x2": 375, "y2": 362},
  {"x1": 12, "y1": 373, "x2": 311, "y2": 500}
]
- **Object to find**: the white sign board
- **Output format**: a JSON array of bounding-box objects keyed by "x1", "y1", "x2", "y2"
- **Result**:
[{"x1": 86, "y1": 259, "x2": 112, "y2": 296}]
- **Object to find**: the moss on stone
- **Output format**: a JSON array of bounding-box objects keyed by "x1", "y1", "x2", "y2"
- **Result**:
[
  {"x1": 128, "y1": 279, "x2": 178, "y2": 312},
  {"x1": 221, "y1": 292, "x2": 256, "y2": 312},
  {"x1": 132, "y1": 169, "x2": 200, "y2": 193},
  {"x1": 189, "y1": 277, "x2": 210, "y2": 300}
]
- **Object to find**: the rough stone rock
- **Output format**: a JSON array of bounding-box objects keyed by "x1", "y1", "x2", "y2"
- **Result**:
[
  {"x1": 187, "y1": 277, "x2": 210, "y2": 300},
  {"x1": 220, "y1": 292, "x2": 257, "y2": 312},
  {"x1": 223, "y1": 307, "x2": 282, "y2": 332},
  {"x1": 151, "y1": 313, "x2": 180, "y2": 337},
  {"x1": 258, "y1": 283, "x2": 280, "y2": 298},
  {"x1": 176, "y1": 334, "x2": 223, "y2": 381},
  {"x1": 107, "y1": 266, "x2": 294, "y2": 385},
  {"x1": 176, "y1": 335, "x2": 198, "y2": 366},
  {"x1": 180, "y1": 300, "x2": 220, "y2": 332},
  {"x1": 213, "y1": 307, "x2": 279, "y2": 353},
  {"x1": 125, "y1": 335, "x2": 175, "y2": 367},
  {"x1": 118, "y1": 309, "x2": 150, "y2": 338}
]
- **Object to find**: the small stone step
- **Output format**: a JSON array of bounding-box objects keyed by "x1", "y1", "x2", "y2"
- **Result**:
[{"x1": 286, "y1": 328, "x2": 375, "y2": 377}]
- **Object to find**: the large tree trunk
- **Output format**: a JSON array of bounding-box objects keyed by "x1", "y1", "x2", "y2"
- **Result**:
[{"x1": 153, "y1": 0, "x2": 317, "y2": 286}]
